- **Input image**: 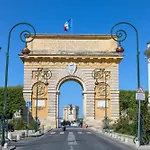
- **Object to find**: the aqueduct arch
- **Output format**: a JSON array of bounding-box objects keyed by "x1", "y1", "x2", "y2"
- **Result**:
[{"x1": 20, "y1": 34, "x2": 123, "y2": 129}]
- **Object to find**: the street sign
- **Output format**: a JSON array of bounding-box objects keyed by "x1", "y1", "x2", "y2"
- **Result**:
[
  {"x1": 136, "y1": 86, "x2": 145, "y2": 101},
  {"x1": 26, "y1": 101, "x2": 31, "y2": 107}
]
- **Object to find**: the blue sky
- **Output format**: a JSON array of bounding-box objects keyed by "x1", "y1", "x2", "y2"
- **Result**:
[{"x1": 0, "y1": 0, "x2": 150, "y2": 117}]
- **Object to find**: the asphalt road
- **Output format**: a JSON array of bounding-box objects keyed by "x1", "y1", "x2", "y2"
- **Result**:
[{"x1": 14, "y1": 128, "x2": 136, "y2": 150}]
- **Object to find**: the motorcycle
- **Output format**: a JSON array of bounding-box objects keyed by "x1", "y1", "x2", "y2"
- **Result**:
[{"x1": 62, "y1": 125, "x2": 66, "y2": 131}]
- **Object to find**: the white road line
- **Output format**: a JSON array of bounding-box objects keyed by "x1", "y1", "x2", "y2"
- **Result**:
[
  {"x1": 67, "y1": 132, "x2": 78, "y2": 146},
  {"x1": 69, "y1": 132, "x2": 73, "y2": 134},
  {"x1": 87, "y1": 132, "x2": 92, "y2": 134},
  {"x1": 51, "y1": 132, "x2": 56, "y2": 135},
  {"x1": 70, "y1": 145, "x2": 74, "y2": 150},
  {"x1": 78, "y1": 132, "x2": 83, "y2": 134},
  {"x1": 60, "y1": 132, "x2": 64, "y2": 135}
]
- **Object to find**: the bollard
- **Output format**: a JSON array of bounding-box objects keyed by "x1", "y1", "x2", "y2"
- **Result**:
[
  {"x1": 4, "y1": 143, "x2": 8, "y2": 149},
  {"x1": 125, "y1": 138, "x2": 128, "y2": 143},
  {"x1": 17, "y1": 134, "x2": 21, "y2": 141},
  {"x1": 121, "y1": 136, "x2": 125, "y2": 142},
  {"x1": 135, "y1": 140, "x2": 140, "y2": 147},
  {"x1": 42, "y1": 125, "x2": 44, "y2": 134},
  {"x1": 8, "y1": 132, "x2": 12, "y2": 140}
]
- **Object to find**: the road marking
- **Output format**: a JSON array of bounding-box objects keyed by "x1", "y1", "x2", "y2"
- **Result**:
[
  {"x1": 69, "y1": 132, "x2": 73, "y2": 134},
  {"x1": 67, "y1": 132, "x2": 78, "y2": 146},
  {"x1": 87, "y1": 132, "x2": 92, "y2": 134},
  {"x1": 78, "y1": 132, "x2": 83, "y2": 134},
  {"x1": 70, "y1": 145, "x2": 73, "y2": 150},
  {"x1": 60, "y1": 132, "x2": 64, "y2": 135},
  {"x1": 51, "y1": 132, "x2": 56, "y2": 135}
]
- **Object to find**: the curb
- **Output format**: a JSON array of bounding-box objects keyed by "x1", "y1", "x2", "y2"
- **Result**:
[
  {"x1": 89, "y1": 128, "x2": 137, "y2": 150},
  {"x1": 22, "y1": 128, "x2": 52, "y2": 139},
  {"x1": 1, "y1": 146, "x2": 16, "y2": 150},
  {"x1": 8, "y1": 146, "x2": 16, "y2": 150},
  {"x1": 89, "y1": 127, "x2": 150, "y2": 150}
]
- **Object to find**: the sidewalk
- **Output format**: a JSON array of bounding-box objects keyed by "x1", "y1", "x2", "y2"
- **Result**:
[
  {"x1": 0, "y1": 128, "x2": 52, "y2": 150},
  {"x1": 90, "y1": 127, "x2": 150, "y2": 150}
]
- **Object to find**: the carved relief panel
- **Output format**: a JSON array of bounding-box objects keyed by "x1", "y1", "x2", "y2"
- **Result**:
[
  {"x1": 32, "y1": 82, "x2": 47, "y2": 98},
  {"x1": 32, "y1": 81, "x2": 48, "y2": 118},
  {"x1": 95, "y1": 82, "x2": 110, "y2": 99}
]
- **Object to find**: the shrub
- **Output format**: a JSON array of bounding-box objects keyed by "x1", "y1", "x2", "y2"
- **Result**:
[{"x1": 9, "y1": 118, "x2": 27, "y2": 130}]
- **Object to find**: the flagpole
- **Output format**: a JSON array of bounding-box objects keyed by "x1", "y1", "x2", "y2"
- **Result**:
[{"x1": 71, "y1": 18, "x2": 73, "y2": 34}]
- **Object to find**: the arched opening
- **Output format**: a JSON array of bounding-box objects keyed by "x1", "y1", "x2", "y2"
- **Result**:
[{"x1": 57, "y1": 78, "x2": 83, "y2": 127}]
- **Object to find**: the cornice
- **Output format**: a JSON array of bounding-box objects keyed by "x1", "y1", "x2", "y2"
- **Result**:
[
  {"x1": 19, "y1": 54, "x2": 123, "y2": 62},
  {"x1": 29, "y1": 34, "x2": 117, "y2": 40}
]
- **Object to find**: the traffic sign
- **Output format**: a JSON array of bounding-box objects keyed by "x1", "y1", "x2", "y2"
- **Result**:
[
  {"x1": 26, "y1": 101, "x2": 31, "y2": 107},
  {"x1": 136, "y1": 86, "x2": 145, "y2": 101},
  {"x1": 136, "y1": 86, "x2": 144, "y2": 93}
]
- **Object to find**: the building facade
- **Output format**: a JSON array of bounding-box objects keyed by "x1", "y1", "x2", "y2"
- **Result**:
[
  {"x1": 144, "y1": 42, "x2": 150, "y2": 106},
  {"x1": 63, "y1": 106, "x2": 79, "y2": 121}
]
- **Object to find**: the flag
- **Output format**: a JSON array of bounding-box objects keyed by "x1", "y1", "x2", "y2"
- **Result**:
[{"x1": 64, "y1": 19, "x2": 72, "y2": 31}]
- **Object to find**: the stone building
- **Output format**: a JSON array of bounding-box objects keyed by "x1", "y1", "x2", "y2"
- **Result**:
[
  {"x1": 19, "y1": 34, "x2": 123, "y2": 129},
  {"x1": 63, "y1": 105, "x2": 79, "y2": 121},
  {"x1": 144, "y1": 42, "x2": 150, "y2": 106}
]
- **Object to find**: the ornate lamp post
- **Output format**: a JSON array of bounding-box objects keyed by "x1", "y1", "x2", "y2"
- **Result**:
[
  {"x1": 1, "y1": 23, "x2": 36, "y2": 146},
  {"x1": 110, "y1": 22, "x2": 142, "y2": 145},
  {"x1": 93, "y1": 69, "x2": 110, "y2": 131},
  {"x1": 34, "y1": 68, "x2": 52, "y2": 132}
]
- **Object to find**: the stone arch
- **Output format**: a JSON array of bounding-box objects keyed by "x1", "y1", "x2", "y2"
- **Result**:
[
  {"x1": 56, "y1": 75, "x2": 85, "y2": 92},
  {"x1": 55, "y1": 75, "x2": 86, "y2": 127},
  {"x1": 21, "y1": 34, "x2": 123, "y2": 129}
]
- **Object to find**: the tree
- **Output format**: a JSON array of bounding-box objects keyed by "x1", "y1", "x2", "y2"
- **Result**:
[
  {"x1": 0, "y1": 86, "x2": 24, "y2": 118},
  {"x1": 112, "y1": 90, "x2": 150, "y2": 137}
]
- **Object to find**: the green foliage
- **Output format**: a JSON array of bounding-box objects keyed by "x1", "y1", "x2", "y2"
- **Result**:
[
  {"x1": 28, "y1": 119, "x2": 37, "y2": 130},
  {"x1": 111, "y1": 90, "x2": 150, "y2": 137},
  {"x1": 9, "y1": 118, "x2": 37, "y2": 130},
  {"x1": 9, "y1": 118, "x2": 27, "y2": 130},
  {"x1": 0, "y1": 86, "x2": 24, "y2": 118}
]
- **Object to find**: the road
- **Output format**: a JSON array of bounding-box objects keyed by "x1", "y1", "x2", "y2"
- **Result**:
[{"x1": 14, "y1": 128, "x2": 136, "y2": 150}]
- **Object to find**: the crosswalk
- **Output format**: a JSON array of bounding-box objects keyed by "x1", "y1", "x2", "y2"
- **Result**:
[{"x1": 50, "y1": 131, "x2": 92, "y2": 135}]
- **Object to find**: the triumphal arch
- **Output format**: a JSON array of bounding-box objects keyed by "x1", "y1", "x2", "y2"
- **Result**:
[{"x1": 19, "y1": 34, "x2": 123, "y2": 129}]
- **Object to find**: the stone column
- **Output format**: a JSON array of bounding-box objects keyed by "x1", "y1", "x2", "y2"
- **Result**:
[
  {"x1": 56, "y1": 91, "x2": 59, "y2": 128},
  {"x1": 83, "y1": 91, "x2": 95, "y2": 122},
  {"x1": 82, "y1": 92, "x2": 86, "y2": 121},
  {"x1": 47, "y1": 90, "x2": 57, "y2": 128},
  {"x1": 110, "y1": 66, "x2": 120, "y2": 120}
]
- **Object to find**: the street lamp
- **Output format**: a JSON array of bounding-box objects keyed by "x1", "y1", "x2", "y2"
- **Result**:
[
  {"x1": 93, "y1": 69, "x2": 110, "y2": 131},
  {"x1": 34, "y1": 68, "x2": 52, "y2": 132},
  {"x1": 104, "y1": 71, "x2": 109, "y2": 131},
  {"x1": 110, "y1": 22, "x2": 141, "y2": 146},
  {"x1": 1, "y1": 23, "x2": 36, "y2": 146}
]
